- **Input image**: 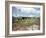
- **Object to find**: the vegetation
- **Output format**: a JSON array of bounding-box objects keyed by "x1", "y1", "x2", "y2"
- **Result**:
[{"x1": 12, "y1": 16, "x2": 40, "y2": 31}]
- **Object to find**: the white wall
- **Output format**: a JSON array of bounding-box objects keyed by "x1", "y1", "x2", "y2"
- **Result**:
[{"x1": 0, "y1": 0, "x2": 46, "y2": 38}]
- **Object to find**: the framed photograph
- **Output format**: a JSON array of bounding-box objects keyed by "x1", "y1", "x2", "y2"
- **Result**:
[{"x1": 5, "y1": 1, "x2": 45, "y2": 37}]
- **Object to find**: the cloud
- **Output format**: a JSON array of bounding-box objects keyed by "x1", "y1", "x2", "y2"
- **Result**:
[
  {"x1": 12, "y1": 7, "x2": 40, "y2": 17},
  {"x1": 17, "y1": 7, "x2": 40, "y2": 14},
  {"x1": 20, "y1": 8, "x2": 33, "y2": 13}
]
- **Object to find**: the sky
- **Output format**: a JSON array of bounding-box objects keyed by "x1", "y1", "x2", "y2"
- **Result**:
[{"x1": 12, "y1": 6, "x2": 40, "y2": 17}]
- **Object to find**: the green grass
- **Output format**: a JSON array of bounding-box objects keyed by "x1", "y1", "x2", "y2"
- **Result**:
[
  {"x1": 12, "y1": 17, "x2": 40, "y2": 31},
  {"x1": 12, "y1": 17, "x2": 40, "y2": 27}
]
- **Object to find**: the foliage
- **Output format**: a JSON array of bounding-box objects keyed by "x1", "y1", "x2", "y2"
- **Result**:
[{"x1": 12, "y1": 17, "x2": 40, "y2": 27}]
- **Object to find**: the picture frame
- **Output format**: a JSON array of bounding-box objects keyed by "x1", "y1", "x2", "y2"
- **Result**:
[{"x1": 5, "y1": 1, "x2": 45, "y2": 37}]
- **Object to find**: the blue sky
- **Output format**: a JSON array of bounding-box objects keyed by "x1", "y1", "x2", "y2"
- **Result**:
[{"x1": 12, "y1": 6, "x2": 40, "y2": 17}]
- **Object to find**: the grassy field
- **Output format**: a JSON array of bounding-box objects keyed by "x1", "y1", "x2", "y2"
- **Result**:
[{"x1": 12, "y1": 17, "x2": 40, "y2": 31}]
